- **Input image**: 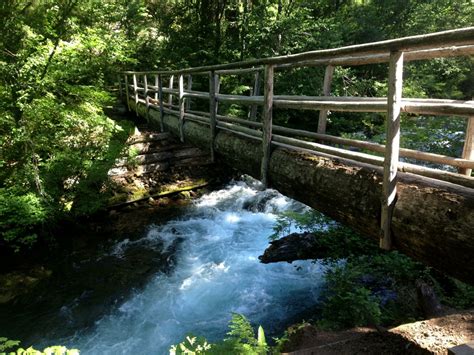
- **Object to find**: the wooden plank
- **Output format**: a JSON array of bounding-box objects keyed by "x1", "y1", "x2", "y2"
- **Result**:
[
  {"x1": 317, "y1": 65, "x2": 335, "y2": 133},
  {"x1": 459, "y1": 116, "x2": 474, "y2": 176},
  {"x1": 133, "y1": 73, "x2": 139, "y2": 117},
  {"x1": 249, "y1": 71, "x2": 261, "y2": 121},
  {"x1": 179, "y1": 74, "x2": 185, "y2": 142},
  {"x1": 381, "y1": 51, "x2": 404, "y2": 250},
  {"x1": 124, "y1": 74, "x2": 130, "y2": 111},
  {"x1": 261, "y1": 64, "x2": 274, "y2": 187},
  {"x1": 209, "y1": 71, "x2": 218, "y2": 162}
]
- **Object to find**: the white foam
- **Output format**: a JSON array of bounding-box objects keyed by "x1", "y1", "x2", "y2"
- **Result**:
[{"x1": 60, "y1": 176, "x2": 325, "y2": 354}]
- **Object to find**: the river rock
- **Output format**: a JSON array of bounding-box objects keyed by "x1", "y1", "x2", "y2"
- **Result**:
[{"x1": 259, "y1": 232, "x2": 321, "y2": 263}]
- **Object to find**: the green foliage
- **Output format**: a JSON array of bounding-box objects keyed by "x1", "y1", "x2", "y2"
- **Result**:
[
  {"x1": 15, "y1": 346, "x2": 79, "y2": 355},
  {"x1": 170, "y1": 335, "x2": 212, "y2": 355},
  {"x1": 0, "y1": 337, "x2": 78, "y2": 355},
  {"x1": 0, "y1": 337, "x2": 20, "y2": 352},
  {"x1": 170, "y1": 313, "x2": 268, "y2": 355},
  {"x1": 0, "y1": 189, "x2": 46, "y2": 251},
  {"x1": 1, "y1": 0, "x2": 473, "y2": 251},
  {"x1": 439, "y1": 278, "x2": 474, "y2": 310},
  {"x1": 270, "y1": 210, "x2": 332, "y2": 241},
  {"x1": 270, "y1": 210, "x2": 432, "y2": 329},
  {"x1": 316, "y1": 251, "x2": 431, "y2": 329},
  {"x1": 319, "y1": 285, "x2": 382, "y2": 329}
]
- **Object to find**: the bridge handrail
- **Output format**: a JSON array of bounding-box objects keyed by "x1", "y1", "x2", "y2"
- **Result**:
[
  {"x1": 122, "y1": 27, "x2": 474, "y2": 75},
  {"x1": 119, "y1": 27, "x2": 474, "y2": 251}
]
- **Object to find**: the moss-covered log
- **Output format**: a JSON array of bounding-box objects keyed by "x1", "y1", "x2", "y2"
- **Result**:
[{"x1": 131, "y1": 102, "x2": 474, "y2": 284}]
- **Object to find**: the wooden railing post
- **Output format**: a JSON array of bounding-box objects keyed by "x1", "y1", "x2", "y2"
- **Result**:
[
  {"x1": 186, "y1": 74, "x2": 193, "y2": 111},
  {"x1": 249, "y1": 70, "x2": 261, "y2": 121},
  {"x1": 157, "y1": 74, "x2": 165, "y2": 132},
  {"x1": 144, "y1": 74, "x2": 150, "y2": 123},
  {"x1": 179, "y1": 74, "x2": 185, "y2": 142},
  {"x1": 132, "y1": 73, "x2": 139, "y2": 117},
  {"x1": 168, "y1": 75, "x2": 174, "y2": 107},
  {"x1": 118, "y1": 74, "x2": 123, "y2": 98},
  {"x1": 381, "y1": 51, "x2": 404, "y2": 250},
  {"x1": 124, "y1": 74, "x2": 130, "y2": 112},
  {"x1": 459, "y1": 105, "x2": 474, "y2": 176},
  {"x1": 317, "y1": 65, "x2": 335, "y2": 133},
  {"x1": 209, "y1": 71, "x2": 218, "y2": 162},
  {"x1": 261, "y1": 64, "x2": 274, "y2": 187}
]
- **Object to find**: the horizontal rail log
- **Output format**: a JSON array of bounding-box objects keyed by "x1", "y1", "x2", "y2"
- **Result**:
[
  {"x1": 277, "y1": 44, "x2": 474, "y2": 69},
  {"x1": 155, "y1": 106, "x2": 474, "y2": 172},
  {"x1": 177, "y1": 109, "x2": 474, "y2": 187},
  {"x1": 122, "y1": 27, "x2": 474, "y2": 75},
  {"x1": 162, "y1": 87, "x2": 179, "y2": 95},
  {"x1": 213, "y1": 114, "x2": 474, "y2": 169},
  {"x1": 216, "y1": 93, "x2": 263, "y2": 105},
  {"x1": 208, "y1": 94, "x2": 474, "y2": 117},
  {"x1": 183, "y1": 90, "x2": 210, "y2": 100},
  {"x1": 215, "y1": 67, "x2": 263, "y2": 75}
]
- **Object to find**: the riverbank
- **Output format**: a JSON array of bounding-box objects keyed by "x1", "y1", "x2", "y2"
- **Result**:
[
  {"x1": 0, "y1": 112, "x2": 240, "y2": 348},
  {"x1": 279, "y1": 309, "x2": 474, "y2": 354}
]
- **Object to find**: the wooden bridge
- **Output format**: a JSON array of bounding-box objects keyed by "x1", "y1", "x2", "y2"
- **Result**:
[{"x1": 120, "y1": 27, "x2": 474, "y2": 284}]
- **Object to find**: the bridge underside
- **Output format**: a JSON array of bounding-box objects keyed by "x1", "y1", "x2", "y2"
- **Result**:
[{"x1": 132, "y1": 102, "x2": 474, "y2": 284}]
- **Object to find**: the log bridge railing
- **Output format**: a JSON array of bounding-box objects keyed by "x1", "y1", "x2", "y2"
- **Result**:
[{"x1": 120, "y1": 27, "x2": 474, "y2": 251}]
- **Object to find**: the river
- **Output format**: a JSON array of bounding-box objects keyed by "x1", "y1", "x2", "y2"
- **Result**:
[{"x1": 4, "y1": 177, "x2": 326, "y2": 354}]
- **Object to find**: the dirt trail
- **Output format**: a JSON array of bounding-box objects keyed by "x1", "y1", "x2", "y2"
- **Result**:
[{"x1": 282, "y1": 309, "x2": 473, "y2": 355}]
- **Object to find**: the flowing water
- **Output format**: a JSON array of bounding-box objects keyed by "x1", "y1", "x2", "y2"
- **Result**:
[{"x1": 44, "y1": 177, "x2": 325, "y2": 354}]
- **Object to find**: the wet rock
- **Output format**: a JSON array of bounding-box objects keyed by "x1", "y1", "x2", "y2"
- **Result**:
[
  {"x1": 259, "y1": 232, "x2": 321, "y2": 263},
  {"x1": 242, "y1": 190, "x2": 279, "y2": 212},
  {"x1": 416, "y1": 279, "x2": 444, "y2": 319}
]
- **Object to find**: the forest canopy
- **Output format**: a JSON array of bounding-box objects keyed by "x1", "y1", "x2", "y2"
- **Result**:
[{"x1": 1, "y1": 0, "x2": 473, "y2": 251}]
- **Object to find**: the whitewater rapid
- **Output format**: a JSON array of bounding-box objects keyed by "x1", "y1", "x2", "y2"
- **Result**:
[{"x1": 64, "y1": 177, "x2": 325, "y2": 354}]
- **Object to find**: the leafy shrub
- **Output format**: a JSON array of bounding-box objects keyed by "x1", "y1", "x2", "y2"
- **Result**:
[
  {"x1": 0, "y1": 337, "x2": 78, "y2": 355},
  {"x1": 0, "y1": 188, "x2": 46, "y2": 251},
  {"x1": 170, "y1": 313, "x2": 268, "y2": 355}
]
